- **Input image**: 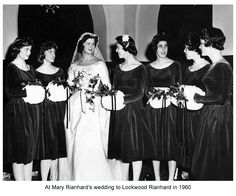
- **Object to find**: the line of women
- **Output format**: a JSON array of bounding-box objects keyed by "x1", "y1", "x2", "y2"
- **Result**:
[
  {"x1": 3, "y1": 26, "x2": 233, "y2": 181},
  {"x1": 3, "y1": 39, "x2": 67, "y2": 181}
]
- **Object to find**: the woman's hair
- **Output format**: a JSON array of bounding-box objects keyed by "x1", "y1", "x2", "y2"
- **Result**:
[
  {"x1": 151, "y1": 32, "x2": 169, "y2": 52},
  {"x1": 116, "y1": 35, "x2": 138, "y2": 56},
  {"x1": 200, "y1": 27, "x2": 226, "y2": 50},
  {"x1": 184, "y1": 33, "x2": 201, "y2": 54},
  {"x1": 77, "y1": 33, "x2": 99, "y2": 53},
  {"x1": 10, "y1": 37, "x2": 33, "y2": 59},
  {"x1": 38, "y1": 41, "x2": 58, "y2": 63}
]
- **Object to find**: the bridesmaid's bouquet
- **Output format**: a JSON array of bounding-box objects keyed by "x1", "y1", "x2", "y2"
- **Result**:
[
  {"x1": 167, "y1": 83, "x2": 188, "y2": 107},
  {"x1": 21, "y1": 79, "x2": 45, "y2": 104},
  {"x1": 147, "y1": 83, "x2": 188, "y2": 108},
  {"x1": 148, "y1": 83, "x2": 205, "y2": 110},
  {"x1": 46, "y1": 77, "x2": 68, "y2": 102},
  {"x1": 97, "y1": 84, "x2": 125, "y2": 111}
]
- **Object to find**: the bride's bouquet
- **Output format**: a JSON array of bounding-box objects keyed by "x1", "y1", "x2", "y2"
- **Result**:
[
  {"x1": 22, "y1": 79, "x2": 45, "y2": 104},
  {"x1": 46, "y1": 77, "x2": 68, "y2": 102},
  {"x1": 71, "y1": 70, "x2": 101, "y2": 112}
]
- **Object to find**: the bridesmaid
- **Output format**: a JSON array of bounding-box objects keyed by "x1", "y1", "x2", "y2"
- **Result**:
[
  {"x1": 3, "y1": 37, "x2": 44, "y2": 180},
  {"x1": 192, "y1": 27, "x2": 233, "y2": 180},
  {"x1": 36, "y1": 41, "x2": 67, "y2": 180},
  {"x1": 145, "y1": 32, "x2": 182, "y2": 181},
  {"x1": 108, "y1": 35, "x2": 156, "y2": 181},
  {"x1": 177, "y1": 33, "x2": 210, "y2": 180}
]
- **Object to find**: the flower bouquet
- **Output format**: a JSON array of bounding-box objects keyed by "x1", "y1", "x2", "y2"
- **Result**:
[{"x1": 70, "y1": 70, "x2": 101, "y2": 112}]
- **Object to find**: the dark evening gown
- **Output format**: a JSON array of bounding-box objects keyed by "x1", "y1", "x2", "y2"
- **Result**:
[
  {"x1": 145, "y1": 61, "x2": 182, "y2": 161},
  {"x1": 3, "y1": 63, "x2": 40, "y2": 164},
  {"x1": 35, "y1": 68, "x2": 67, "y2": 160},
  {"x1": 108, "y1": 64, "x2": 156, "y2": 163},
  {"x1": 178, "y1": 64, "x2": 210, "y2": 169},
  {"x1": 191, "y1": 61, "x2": 233, "y2": 180}
]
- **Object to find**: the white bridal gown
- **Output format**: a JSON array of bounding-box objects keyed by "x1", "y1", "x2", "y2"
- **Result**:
[{"x1": 60, "y1": 61, "x2": 113, "y2": 180}]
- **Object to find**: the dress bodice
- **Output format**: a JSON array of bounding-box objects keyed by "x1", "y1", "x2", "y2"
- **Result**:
[
  {"x1": 146, "y1": 61, "x2": 182, "y2": 88},
  {"x1": 68, "y1": 61, "x2": 110, "y2": 86},
  {"x1": 113, "y1": 64, "x2": 147, "y2": 104},
  {"x1": 36, "y1": 68, "x2": 66, "y2": 86},
  {"x1": 183, "y1": 64, "x2": 210, "y2": 91},
  {"x1": 195, "y1": 62, "x2": 232, "y2": 105},
  {"x1": 5, "y1": 63, "x2": 36, "y2": 99}
]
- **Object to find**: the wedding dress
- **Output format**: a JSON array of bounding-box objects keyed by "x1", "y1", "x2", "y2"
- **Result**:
[{"x1": 59, "y1": 33, "x2": 113, "y2": 180}]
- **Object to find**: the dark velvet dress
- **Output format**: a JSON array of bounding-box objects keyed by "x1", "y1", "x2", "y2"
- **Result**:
[
  {"x1": 35, "y1": 68, "x2": 67, "y2": 160},
  {"x1": 191, "y1": 61, "x2": 233, "y2": 180},
  {"x1": 178, "y1": 64, "x2": 210, "y2": 169},
  {"x1": 3, "y1": 63, "x2": 40, "y2": 164},
  {"x1": 145, "y1": 61, "x2": 182, "y2": 161},
  {"x1": 108, "y1": 64, "x2": 156, "y2": 163}
]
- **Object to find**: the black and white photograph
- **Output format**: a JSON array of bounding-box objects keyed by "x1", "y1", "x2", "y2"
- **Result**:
[{"x1": 1, "y1": 0, "x2": 235, "y2": 195}]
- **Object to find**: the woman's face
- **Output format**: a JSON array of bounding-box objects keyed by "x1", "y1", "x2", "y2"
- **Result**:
[
  {"x1": 184, "y1": 45, "x2": 197, "y2": 60},
  {"x1": 83, "y1": 38, "x2": 96, "y2": 55},
  {"x1": 44, "y1": 48, "x2": 56, "y2": 63},
  {"x1": 116, "y1": 43, "x2": 127, "y2": 58},
  {"x1": 199, "y1": 39, "x2": 209, "y2": 56},
  {"x1": 156, "y1": 41, "x2": 168, "y2": 58},
  {"x1": 18, "y1": 45, "x2": 32, "y2": 60}
]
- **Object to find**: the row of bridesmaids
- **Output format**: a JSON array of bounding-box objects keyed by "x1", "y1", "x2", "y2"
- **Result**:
[
  {"x1": 3, "y1": 39, "x2": 67, "y2": 180},
  {"x1": 3, "y1": 26, "x2": 233, "y2": 181}
]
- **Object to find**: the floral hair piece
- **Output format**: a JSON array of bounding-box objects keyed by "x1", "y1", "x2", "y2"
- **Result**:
[
  {"x1": 122, "y1": 35, "x2": 129, "y2": 42},
  {"x1": 122, "y1": 35, "x2": 130, "y2": 48}
]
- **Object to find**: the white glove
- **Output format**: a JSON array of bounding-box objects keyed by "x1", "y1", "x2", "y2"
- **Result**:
[{"x1": 101, "y1": 90, "x2": 125, "y2": 110}]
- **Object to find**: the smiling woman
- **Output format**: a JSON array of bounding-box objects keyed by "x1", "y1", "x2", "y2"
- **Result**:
[
  {"x1": 59, "y1": 32, "x2": 113, "y2": 180},
  {"x1": 144, "y1": 32, "x2": 182, "y2": 181},
  {"x1": 35, "y1": 41, "x2": 67, "y2": 181},
  {"x1": 3, "y1": 37, "x2": 45, "y2": 181}
]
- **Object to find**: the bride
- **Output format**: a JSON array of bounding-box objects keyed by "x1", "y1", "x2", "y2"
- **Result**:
[{"x1": 59, "y1": 32, "x2": 113, "y2": 180}]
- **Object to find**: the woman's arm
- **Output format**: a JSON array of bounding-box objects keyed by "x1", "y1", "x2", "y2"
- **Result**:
[
  {"x1": 194, "y1": 63, "x2": 232, "y2": 105},
  {"x1": 5, "y1": 64, "x2": 27, "y2": 98},
  {"x1": 124, "y1": 65, "x2": 147, "y2": 104}
]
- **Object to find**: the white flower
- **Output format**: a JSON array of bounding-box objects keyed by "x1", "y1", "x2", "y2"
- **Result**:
[{"x1": 122, "y1": 35, "x2": 129, "y2": 42}]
